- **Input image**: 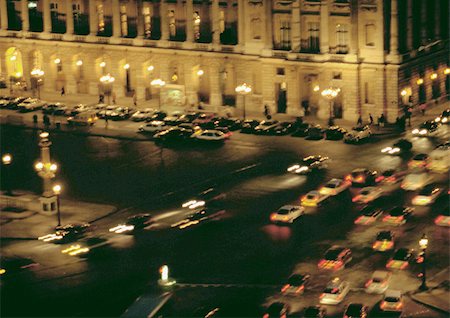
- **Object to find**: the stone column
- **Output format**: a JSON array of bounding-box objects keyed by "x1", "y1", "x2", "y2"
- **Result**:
[
  {"x1": 21, "y1": 0, "x2": 29, "y2": 31},
  {"x1": 211, "y1": 0, "x2": 220, "y2": 45},
  {"x1": 406, "y1": 0, "x2": 413, "y2": 50},
  {"x1": 290, "y1": 0, "x2": 301, "y2": 52},
  {"x1": 160, "y1": 0, "x2": 169, "y2": 41},
  {"x1": 183, "y1": 60, "x2": 198, "y2": 107},
  {"x1": 263, "y1": 0, "x2": 273, "y2": 52},
  {"x1": 319, "y1": 0, "x2": 329, "y2": 54},
  {"x1": 64, "y1": 0, "x2": 74, "y2": 38},
  {"x1": 89, "y1": 0, "x2": 98, "y2": 36},
  {"x1": 209, "y1": 61, "x2": 223, "y2": 110},
  {"x1": 420, "y1": 0, "x2": 427, "y2": 44},
  {"x1": 136, "y1": 1, "x2": 144, "y2": 38},
  {"x1": 349, "y1": 0, "x2": 358, "y2": 54},
  {"x1": 43, "y1": 0, "x2": 52, "y2": 33},
  {"x1": 0, "y1": 0, "x2": 8, "y2": 30},
  {"x1": 237, "y1": 0, "x2": 245, "y2": 45},
  {"x1": 434, "y1": 0, "x2": 440, "y2": 40},
  {"x1": 389, "y1": 0, "x2": 398, "y2": 55},
  {"x1": 185, "y1": 0, "x2": 194, "y2": 42},
  {"x1": 112, "y1": 0, "x2": 121, "y2": 37}
]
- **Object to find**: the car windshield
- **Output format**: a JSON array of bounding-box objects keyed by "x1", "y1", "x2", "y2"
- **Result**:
[
  {"x1": 277, "y1": 209, "x2": 290, "y2": 215},
  {"x1": 393, "y1": 249, "x2": 409, "y2": 260},
  {"x1": 288, "y1": 275, "x2": 305, "y2": 285},
  {"x1": 413, "y1": 154, "x2": 428, "y2": 160},
  {"x1": 373, "y1": 277, "x2": 383, "y2": 283},
  {"x1": 419, "y1": 186, "x2": 437, "y2": 196},
  {"x1": 326, "y1": 182, "x2": 338, "y2": 189},
  {"x1": 360, "y1": 190, "x2": 371, "y2": 195},
  {"x1": 324, "y1": 287, "x2": 340, "y2": 294},
  {"x1": 353, "y1": 127, "x2": 365, "y2": 132},
  {"x1": 362, "y1": 208, "x2": 378, "y2": 216},
  {"x1": 385, "y1": 297, "x2": 400, "y2": 302},
  {"x1": 306, "y1": 194, "x2": 316, "y2": 200},
  {"x1": 351, "y1": 170, "x2": 365, "y2": 177},
  {"x1": 376, "y1": 232, "x2": 392, "y2": 240},
  {"x1": 303, "y1": 158, "x2": 318, "y2": 165},
  {"x1": 324, "y1": 249, "x2": 342, "y2": 260},
  {"x1": 346, "y1": 305, "x2": 363, "y2": 315},
  {"x1": 389, "y1": 207, "x2": 404, "y2": 216}
]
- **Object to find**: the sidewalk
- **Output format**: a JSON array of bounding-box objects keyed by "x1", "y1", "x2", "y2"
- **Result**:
[
  {"x1": 0, "y1": 191, "x2": 116, "y2": 239},
  {"x1": 410, "y1": 268, "x2": 450, "y2": 314}
]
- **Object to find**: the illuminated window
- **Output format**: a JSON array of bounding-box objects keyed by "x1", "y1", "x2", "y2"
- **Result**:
[
  {"x1": 280, "y1": 20, "x2": 291, "y2": 50},
  {"x1": 168, "y1": 10, "x2": 176, "y2": 37},
  {"x1": 365, "y1": 23, "x2": 375, "y2": 46},
  {"x1": 307, "y1": 22, "x2": 319, "y2": 52},
  {"x1": 120, "y1": 5, "x2": 128, "y2": 36},
  {"x1": 56, "y1": 60, "x2": 63, "y2": 73},
  {"x1": 97, "y1": 4, "x2": 105, "y2": 33},
  {"x1": 219, "y1": 10, "x2": 225, "y2": 33},
  {"x1": 143, "y1": 5, "x2": 152, "y2": 38},
  {"x1": 193, "y1": 12, "x2": 201, "y2": 40},
  {"x1": 336, "y1": 24, "x2": 348, "y2": 54}
]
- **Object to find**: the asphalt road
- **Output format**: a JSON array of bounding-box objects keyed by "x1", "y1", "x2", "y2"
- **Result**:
[{"x1": 0, "y1": 124, "x2": 449, "y2": 317}]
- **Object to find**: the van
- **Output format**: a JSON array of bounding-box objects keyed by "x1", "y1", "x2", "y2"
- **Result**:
[
  {"x1": 67, "y1": 110, "x2": 98, "y2": 126},
  {"x1": 428, "y1": 146, "x2": 449, "y2": 173}
]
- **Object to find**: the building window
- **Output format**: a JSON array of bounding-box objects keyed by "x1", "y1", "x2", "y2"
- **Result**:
[
  {"x1": 143, "y1": 6, "x2": 151, "y2": 38},
  {"x1": 307, "y1": 22, "x2": 320, "y2": 52},
  {"x1": 72, "y1": 3, "x2": 80, "y2": 12},
  {"x1": 193, "y1": 12, "x2": 201, "y2": 40},
  {"x1": 97, "y1": 4, "x2": 105, "y2": 33},
  {"x1": 120, "y1": 5, "x2": 128, "y2": 37},
  {"x1": 219, "y1": 10, "x2": 225, "y2": 33},
  {"x1": 276, "y1": 68, "x2": 285, "y2": 75},
  {"x1": 280, "y1": 20, "x2": 291, "y2": 50},
  {"x1": 365, "y1": 23, "x2": 375, "y2": 46},
  {"x1": 333, "y1": 72, "x2": 342, "y2": 80},
  {"x1": 168, "y1": 10, "x2": 176, "y2": 37},
  {"x1": 364, "y1": 82, "x2": 373, "y2": 104},
  {"x1": 50, "y1": 2, "x2": 58, "y2": 11},
  {"x1": 336, "y1": 24, "x2": 348, "y2": 54}
]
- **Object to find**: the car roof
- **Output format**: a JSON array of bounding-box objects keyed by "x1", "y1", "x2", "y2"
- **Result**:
[
  {"x1": 373, "y1": 270, "x2": 390, "y2": 279},
  {"x1": 280, "y1": 205, "x2": 300, "y2": 210},
  {"x1": 385, "y1": 290, "x2": 402, "y2": 297}
]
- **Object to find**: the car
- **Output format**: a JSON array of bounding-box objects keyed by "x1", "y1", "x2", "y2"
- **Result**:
[
  {"x1": 344, "y1": 125, "x2": 371, "y2": 143},
  {"x1": 270, "y1": 205, "x2": 305, "y2": 224},
  {"x1": 383, "y1": 206, "x2": 414, "y2": 225},
  {"x1": 365, "y1": 270, "x2": 392, "y2": 294},
  {"x1": 67, "y1": 110, "x2": 98, "y2": 126},
  {"x1": 372, "y1": 231, "x2": 395, "y2": 251},
  {"x1": 0, "y1": 96, "x2": 15, "y2": 108},
  {"x1": 17, "y1": 98, "x2": 46, "y2": 112},
  {"x1": 5, "y1": 96, "x2": 27, "y2": 109},
  {"x1": 319, "y1": 178, "x2": 350, "y2": 196},
  {"x1": 177, "y1": 123, "x2": 203, "y2": 135},
  {"x1": 319, "y1": 277, "x2": 350, "y2": 305},
  {"x1": 0, "y1": 257, "x2": 40, "y2": 276},
  {"x1": 215, "y1": 117, "x2": 242, "y2": 131},
  {"x1": 194, "y1": 130, "x2": 228, "y2": 142},
  {"x1": 345, "y1": 169, "x2": 377, "y2": 186},
  {"x1": 42, "y1": 102, "x2": 67, "y2": 115},
  {"x1": 66, "y1": 103, "x2": 91, "y2": 116},
  {"x1": 354, "y1": 206, "x2": 383, "y2": 225},
  {"x1": 131, "y1": 108, "x2": 154, "y2": 121},
  {"x1": 306, "y1": 125, "x2": 324, "y2": 140},
  {"x1": 401, "y1": 172, "x2": 432, "y2": 190},
  {"x1": 175, "y1": 112, "x2": 200, "y2": 124},
  {"x1": 263, "y1": 302, "x2": 291, "y2": 318},
  {"x1": 428, "y1": 144, "x2": 450, "y2": 172},
  {"x1": 192, "y1": 113, "x2": 216, "y2": 125},
  {"x1": 281, "y1": 273, "x2": 311, "y2": 295},
  {"x1": 301, "y1": 191, "x2": 329, "y2": 207},
  {"x1": 324, "y1": 126, "x2": 347, "y2": 140},
  {"x1": 375, "y1": 169, "x2": 406, "y2": 185},
  {"x1": 287, "y1": 155, "x2": 329, "y2": 174},
  {"x1": 175, "y1": 208, "x2": 226, "y2": 229},
  {"x1": 343, "y1": 303, "x2": 368, "y2": 318},
  {"x1": 303, "y1": 306, "x2": 326, "y2": 318},
  {"x1": 109, "y1": 214, "x2": 154, "y2": 234},
  {"x1": 435, "y1": 209, "x2": 450, "y2": 227},
  {"x1": 138, "y1": 120, "x2": 170, "y2": 133},
  {"x1": 38, "y1": 223, "x2": 91, "y2": 243},
  {"x1": 61, "y1": 236, "x2": 110, "y2": 257},
  {"x1": 240, "y1": 119, "x2": 260, "y2": 134},
  {"x1": 145, "y1": 110, "x2": 167, "y2": 121},
  {"x1": 97, "y1": 105, "x2": 117, "y2": 118},
  {"x1": 408, "y1": 153, "x2": 430, "y2": 169},
  {"x1": 380, "y1": 290, "x2": 403, "y2": 312},
  {"x1": 181, "y1": 188, "x2": 226, "y2": 209},
  {"x1": 412, "y1": 120, "x2": 440, "y2": 136},
  {"x1": 386, "y1": 248, "x2": 414, "y2": 270},
  {"x1": 254, "y1": 120, "x2": 279, "y2": 134},
  {"x1": 213, "y1": 126, "x2": 233, "y2": 138},
  {"x1": 352, "y1": 187, "x2": 384, "y2": 204},
  {"x1": 318, "y1": 246, "x2": 352, "y2": 270},
  {"x1": 153, "y1": 127, "x2": 193, "y2": 144},
  {"x1": 291, "y1": 122, "x2": 312, "y2": 137},
  {"x1": 412, "y1": 184, "x2": 444, "y2": 205},
  {"x1": 109, "y1": 107, "x2": 135, "y2": 120},
  {"x1": 381, "y1": 139, "x2": 413, "y2": 155},
  {"x1": 434, "y1": 109, "x2": 449, "y2": 124},
  {"x1": 267, "y1": 122, "x2": 296, "y2": 135}
]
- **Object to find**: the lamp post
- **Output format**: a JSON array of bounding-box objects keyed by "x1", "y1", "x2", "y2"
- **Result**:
[
  {"x1": 2, "y1": 153, "x2": 13, "y2": 196},
  {"x1": 321, "y1": 87, "x2": 340, "y2": 126},
  {"x1": 99, "y1": 73, "x2": 115, "y2": 104},
  {"x1": 53, "y1": 184, "x2": 62, "y2": 227},
  {"x1": 418, "y1": 234, "x2": 429, "y2": 291},
  {"x1": 235, "y1": 83, "x2": 252, "y2": 120},
  {"x1": 31, "y1": 68, "x2": 45, "y2": 99},
  {"x1": 151, "y1": 78, "x2": 166, "y2": 110}
]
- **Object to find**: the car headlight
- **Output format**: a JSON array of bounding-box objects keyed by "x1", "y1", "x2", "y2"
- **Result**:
[
  {"x1": 296, "y1": 166, "x2": 309, "y2": 173},
  {"x1": 182, "y1": 200, "x2": 197, "y2": 208},
  {"x1": 287, "y1": 165, "x2": 300, "y2": 172},
  {"x1": 435, "y1": 117, "x2": 441, "y2": 122},
  {"x1": 419, "y1": 129, "x2": 427, "y2": 135},
  {"x1": 389, "y1": 147, "x2": 400, "y2": 154},
  {"x1": 412, "y1": 129, "x2": 419, "y2": 134},
  {"x1": 190, "y1": 201, "x2": 205, "y2": 209},
  {"x1": 442, "y1": 117, "x2": 448, "y2": 123},
  {"x1": 381, "y1": 147, "x2": 392, "y2": 153}
]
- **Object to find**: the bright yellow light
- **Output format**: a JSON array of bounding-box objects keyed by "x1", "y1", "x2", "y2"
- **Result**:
[
  {"x1": 99, "y1": 61, "x2": 106, "y2": 68},
  {"x1": 313, "y1": 85, "x2": 320, "y2": 92},
  {"x1": 50, "y1": 163, "x2": 58, "y2": 172},
  {"x1": 400, "y1": 89, "x2": 407, "y2": 96},
  {"x1": 444, "y1": 68, "x2": 450, "y2": 75},
  {"x1": 54, "y1": 58, "x2": 61, "y2": 64},
  {"x1": 35, "y1": 162, "x2": 44, "y2": 170},
  {"x1": 430, "y1": 73, "x2": 437, "y2": 80},
  {"x1": 15, "y1": 72, "x2": 22, "y2": 77},
  {"x1": 151, "y1": 78, "x2": 166, "y2": 87},
  {"x1": 2, "y1": 154, "x2": 12, "y2": 165},
  {"x1": 197, "y1": 69, "x2": 204, "y2": 76},
  {"x1": 171, "y1": 73, "x2": 178, "y2": 82},
  {"x1": 39, "y1": 132, "x2": 49, "y2": 139},
  {"x1": 10, "y1": 55, "x2": 16, "y2": 61},
  {"x1": 419, "y1": 237, "x2": 428, "y2": 248},
  {"x1": 147, "y1": 65, "x2": 154, "y2": 72},
  {"x1": 235, "y1": 83, "x2": 252, "y2": 94},
  {"x1": 76, "y1": 60, "x2": 83, "y2": 66},
  {"x1": 53, "y1": 184, "x2": 62, "y2": 194},
  {"x1": 416, "y1": 78, "x2": 424, "y2": 85},
  {"x1": 123, "y1": 63, "x2": 130, "y2": 70},
  {"x1": 100, "y1": 74, "x2": 115, "y2": 83}
]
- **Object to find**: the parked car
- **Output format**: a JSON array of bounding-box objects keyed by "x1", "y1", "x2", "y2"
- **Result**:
[
  {"x1": 17, "y1": 98, "x2": 46, "y2": 112},
  {"x1": 365, "y1": 270, "x2": 392, "y2": 294},
  {"x1": 192, "y1": 113, "x2": 216, "y2": 125},
  {"x1": 131, "y1": 108, "x2": 154, "y2": 121},
  {"x1": 306, "y1": 125, "x2": 324, "y2": 140},
  {"x1": 215, "y1": 117, "x2": 242, "y2": 131},
  {"x1": 412, "y1": 120, "x2": 440, "y2": 137},
  {"x1": 110, "y1": 107, "x2": 135, "y2": 120},
  {"x1": 175, "y1": 112, "x2": 199, "y2": 124},
  {"x1": 0, "y1": 96, "x2": 15, "y2": 108},
  {"x1": 42, "y1": 102, "x2": 67, "y2": 115},
  {"x1": 138, "y1": 120, "x2": 170, "y2": 133},
  {"x1": 324, "y1": 126, "x2": 347, "y2": 140},
  {"x1": 146, "y1": 111, "x2": 167, "y2": 122},
  {"x1": 5, "y1": 96, "x2": 27, "y2": 109},
  {"x1": 66, "y1": 104, "x2": 91, "y2": 116},
  {"x1": 153, "y1": 127, "x2": 193, "y2": 144},
  {"x1": 240, "y1": 119, "x2": 260, "y2": 134},
  {"x1": 254, "y1": 120, "x2": 279, "y2": 135},
  {"x1": 291, "y1": 123, "x2": 312, "y2": 137},
  {"x1": 96, "y1": 105, "x2": 117, "y2": 118},
  {"x1": 381, "y1": 139, "x2": 413, "y2": 155},
  {"x1": 319, "y1": 278, "x2": 350, "y2": 305},
  {"x1": 267, "y1": 122, "x2": 296, "y2": 135},
  {"x1": 344, "y1": 126, "x2": 371, "y2": 143}
]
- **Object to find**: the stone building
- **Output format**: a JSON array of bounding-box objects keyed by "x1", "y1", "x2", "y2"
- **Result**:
[{"x1": 0, "y1": 0, "x2": 448, "y2": 121}]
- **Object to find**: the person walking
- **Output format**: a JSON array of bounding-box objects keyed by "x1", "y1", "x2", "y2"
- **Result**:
[
  {"x1": 112, "y1": 92, "x2": 116, "y2": 105},
  {"x1": 379, "y1": 113, "x2": 386, "y2": 127},
  {"x1": 357, "y1": 115, "x2": 363, "y2": 126},
  {"x1": 369, "y1": 113, "x2": 374, "y2": 125},
  {"x1": 33, "y1": 114, "x2": 38, "y2": 126},
  {"x1": 105, "y1": 117, "x2": 109, "y2": 128},
  {"x1": 264, "y1": 104, "x2": 271, "y2": 120},
  {"x1": 133, "y1": 92, "x2": 137, "y2": 106},
  {"x1": 61, "y1": 86, "x2": 65, "y2": 96},
  {"x1": 419, "y1": 103, "x2": 427, "y2": 116}
]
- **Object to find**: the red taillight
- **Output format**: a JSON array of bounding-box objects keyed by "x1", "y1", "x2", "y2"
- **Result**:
[
  {"x1": 373, "y1": 242, "x2": 378, "y2": 249},
  {"x1": 380, "y1": 301, "x2": 386, "y2": 309},
  {"x1": 270, "y1": 213, "x2": 277, "y2": 221},
  {"x1": 355, "y1": 216, "x2": 363, "y2": 224},
  {"x1": 301, "y1": 195, "x2": 306, "y2": 201},
  {"x1": 383, "y1": 216, "x2": 390, "y2": 222},
  {"x1": 318, "y1": 259, "x2": 326, "y2": 267},
  {"x1": 320, "y1": 293, "x2": 325, "y2": 299},
  {"x1": 263, "y1": 314, "x2": 269, "y2": 318},
  {"x1": 387, "y1": 242, "x2": 394, "y2": 249},
  {"x1": 356, "y1": 176, "x2": 364, "y2": 182},
  {"x1": 345, "y1": 175, "x2": 351, "y2": 181},
  {"x1": 352, "y1": 196, "x2": 359, "y2": 202},
  {"x1": 375, "y1": 176, "x2": 384, "y2": 183},
  {"x1": 281, "y1": 284, "x2": 290, "y2": 293},
  {"x1": 435, "y1": 216, "x2": 444, "y2": 224},
  {"x1": 400, "y1": 262, "x2": 409, "y2": 269},
  {"x1": 386, "y1": 260, "x2": 394, "y2": 268},
  {"x1": 365, "y1": 279, "x2": 373, "y2": 288},
  {"x1": 295, "y1": 285, "x2": 304, "y2": 293},
  {"x1": 334, "y1": 261, "x2": 344, "y2": 269}
]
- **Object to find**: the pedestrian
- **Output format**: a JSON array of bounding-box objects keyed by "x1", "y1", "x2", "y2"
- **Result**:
[
  {"x1": 400, "y1": 116, "x2": 406, "y2": 132},
  {"x1": 33, "y1": 114, "x2": 38, "y2": 125},
  {"x1": 379, "y1": 114, "x2": 385, "y2": 127},
  {"x1": 61, "y1": 86, "x2": 65, "y2": 96},
  {"x1": 112, "y1": 92, "x2": 116, "y2": 105},
  {"x1": 357, "y1": 115, "x2": 363, "y2": 126},
  {"x1": 264, "y1": 104, "x2": 270, "y2": 120},
  {"x1": 369, "y1": 113, "x2": 374, "y2": 125},
  {"x1": 43, "y1": 114, "x2": 50, "y2": 128},
  {"x1": 302, "y1": 101, "x2": 309, "y2": 116},
  {"x1": 133, "y1": 92, "x2": 137, "y2": 106},
  {"x1": 105, "y1": 117, "x2": 109, "y2": 128},
  {"x1": 198, "y1": 101, "x2": 204, "y2": 110},
  {"x1": 328, "y1": 117, "x2": 335, "y2": 127},
  {"x1": 406, "y1": 108, "x2": 412, "y2": 127},
  {"x1": 419, "y1": 103, "x2": 427, "y2": 116}
]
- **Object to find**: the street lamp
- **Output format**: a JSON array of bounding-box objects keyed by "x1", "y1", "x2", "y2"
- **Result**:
[
  {"x1": 31, "y1": 68, "x2": 45, "y2": 99},
  {"x1": 2, "y1": 153, "x2": 13, "y2": 196},
  {"x1": 151, "y1": 78, "x2": 166, "y2": 110},
  {"x1": 235, "y1": 83, "x2": 252, "y2": 120},
  {"x1": 418, "y1": 234, "x2": 429, "y2": 291},
  {"x1": 99, "y1": 73, "x2": 115, "y2": 104},
  {"x1": 321, "y1": 87, "x2": 340, "y2": 126},
  {"x1": 53, "y1": 184, "x2": 62, "y2": 227}
]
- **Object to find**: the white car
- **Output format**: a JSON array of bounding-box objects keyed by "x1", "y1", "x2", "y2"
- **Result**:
[
  {"x1": 401, "y1": 173, "x2": 433, "y2": 191},
  {"x1": 18, "y1": 98, "x2": 46, "y2": 111},
  {"x1": 344, "y1": 125, "x2": 372, "y2": 143},
  {"x1": 270, "y1": 205, "x2": 305, "y2": 223},
  {"x1": 380, "y1": 290, "x2": 403, "y2": 312},
  {"x1": 131, "y1": 108, "x2": 154, "y2": 121},
  {"x1": 319, "y1": 278, "x2": 350, "y2": 305},
  {"x1": 319, "y1": 178, "x2": 350, "y2": 196},
  {"x1": 352, "y1": 187, "x2": 384, "y2": 204},
  {"x1": 365, "y1": 270, "x2": 391, "y2": 294},
  {"x1": 194, "y1": 130, "x2": 228, "y2": 142},
  {"x1": 254, "y1": 120, "x2": 279, "y2": 134},
  {"x1": 428, "y1": 145, "x2": 450, "y2": 173},
  {"x1": 287, "y1": 155, "x2": 329, "y2": 174},
  {"x1": 411, "y1": 184, "x2": 444, "y2": 206},
  {"x1": 412, "y1": 121, "x2": 440, "y2": 137},
  {"x1": 138, "y1": 120, "x2": 170, "y2": 133}
]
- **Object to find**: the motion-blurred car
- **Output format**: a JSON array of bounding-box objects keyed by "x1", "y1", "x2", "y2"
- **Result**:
[
  {"x1": 344, "y1": 126, "x2": 371, "y2": 143},
  {"x1": 435, "y1": 209, "x2": 450, "y2": 227},
  {"x1": 153, "y1": 127, "x2": 193, "y2": 144},
  {"x1": 301, "y1": 191, "x2": 329, "y2": 207},
  {"x1": 372, "y1": 231, "x2": 395, "y2": 251},
  {"x1": 319, "y1": 278, "x2": 350, "y2": 305},
  {"x1": 42, "y1": 102, "x2": 67, "y2": 115},
  {"x1": 291, "y1": 123, "x2": 312, "y2": 137},
  {"x1": 38, "y1": 223, "x2": 91, "y2": 243},
  {"x1": 61, "y1": 236, "x2": 109, "y2": 257},
  {"x1": 352, "y1": 187, "x2": 384, "y2": 204},
  {"x1": 181, "y1": 188, "x2": 226, "y2": 209},
  {"x1": 109, "y1": 214, "x2": 154, "y2": 234},
  {"x1": 17, "y1": 98, "x2": 46, "y2": 112},
  {"x1": 381, "y1": 139, "x2": 413, "y2": 155},
  {"x1": 303, "y1": 306, "x2": 326, "y2": 318},
  {"x1": 306, "y1": 125, "x2": 324, "y2": 140},
  {"x1": 319, "y1": 178, "x2": 350, "y2": 196},
  {"x1": 345, "y1": 169, "x2": 377, "y2": 186},
  {"x1": 176, "y1": 208, "x2": 226, "y2": 229},
  {"x1": 324, "y1": 126, "x2": 347, "y2": 140},
  {"x1": 380, "y1": 290, "x2": 403, "y2": 312},
  {"x1": 383, "y1": 206, "x2": 414, "y2": 225},
  {"x1": 411, "y1": 184, "x2": 444, "y2": 205},
  {"x1": 0, "y1": 257, "x2": 40, "y2": 276},
  {"x1": 428, "y1": 143, "x2": 450, "y2": 172},
  {"x1": 318, "y1": 246, "x2": 352, "y2": 270},
  {"x1": 263, "y1": 302, "x2": 291, "y2": 318},
  {"x1": 192, "y1": 113, "x2": 216, "y2": 125},
  {"x1": 215, "y1": 117, "x2": 242, "y2": 131},
  {"x1": 343, "y1": 303, "x2": 368, "y2": 318},
  {"x1": 412, "y1": 121, "x2": 439, "y2": 137},
  {"x1": 365, "y1": 270, "x2": 391, "y2": 294},
  {"x1": 401, "y1": 172, "x2": 432, "y2": 190},
  {"x1": 240, "y1": 119, "x2": 260, "y2": 134},
  {"x1": 434, "y1": 109, "x2": 449, "y2": 124},
  {"x1": 270, "y1": 205, "x2": 305, "y2": 224},
  {"x1": 131, "y1": 108, "x2": 154, "y2": 121},
  {"x1": 408, "y1": 153, "x2": 430, "y2": 169},
  {"x1": 267, "y1": 122, "x2": 296, "y2": 135},
  {"x1": 138, "y1": 120, "x2": 170, "y2": 133},
  {"x1": 354, "y1": 206, "x2": 383, "y2": 225},
  {"x1": 386, "y1": 248, "x2": 414, "y2": 270},
  {"x1": 194, "y1": 130, "x2": 228, "y2": 142},
  {"x1": 254, "y1": 120, "x2": 279, "y2": 134},
  {"x1": 281, "y1": 273, "x2": 311, "y2": 295},
  {"x1": 375, "y1": 169, "x2": 406, "y2": 185},
  {"x1": 287, "y1": 155, "x2": 329, "y2": 174},
  {"x1": 146, "y1": 110, "x2": 167, "y2": 122}
]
